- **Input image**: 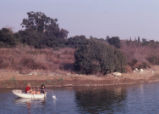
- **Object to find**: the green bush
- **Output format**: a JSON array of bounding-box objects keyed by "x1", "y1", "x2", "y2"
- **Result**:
[
  {"x1": 106, "y1": 36, "x2": 121, "y2": 48},
  {"x1": 66, "y1": 35, "x2": 89, "y2": 48},
  {"x1": 0, "y1": 28, "x2": 16, "y2": 47},
  {"x1": 74, "y1": 39, "x2": 126, "y2": 75}
]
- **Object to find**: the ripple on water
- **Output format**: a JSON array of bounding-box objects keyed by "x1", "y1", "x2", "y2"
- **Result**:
[{"x1": 0, "y1": 84, "x2": 159, "y2": 114}]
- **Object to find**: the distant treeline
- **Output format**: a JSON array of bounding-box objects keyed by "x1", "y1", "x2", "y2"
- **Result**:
[{"x1": 0, "y1": 11, "x2": 159, "y2": 75}]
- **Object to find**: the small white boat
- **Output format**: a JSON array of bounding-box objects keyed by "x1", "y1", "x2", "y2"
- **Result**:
[
  {"x1": 15, "y1": 98, "x2": 44, "y2": 104},
  {"x1": 12, "y1": 90, "x2": 46, "y2": 99}
]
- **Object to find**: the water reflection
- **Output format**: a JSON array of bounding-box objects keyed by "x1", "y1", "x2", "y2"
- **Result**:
[
  {"x1": 14, "y1": 98, "x2": 45, "y2": 114},
  {"x1": 15, "y1": 98, "x2": 45, "y2": 105},
  {"x1": 75, "y1": 87, "x2": 127, "y2": 114}
]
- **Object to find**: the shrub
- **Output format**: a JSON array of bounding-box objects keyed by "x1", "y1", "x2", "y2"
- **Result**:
[
  {"x1": 0, "y1": 28, "x2": 16, "y2": 47},
  {"x1": 74, "y1": 39, "x2": 126, "y2": 75},
  {"x1": 66, "y1": 35, "x2": 89, "y2": 48},
  {"x1": 106, "y1": 36, "x2": 121, "y2": 48}
]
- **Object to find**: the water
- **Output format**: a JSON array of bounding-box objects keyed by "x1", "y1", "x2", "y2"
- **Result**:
[{"x1": 0, "y1": 83, "x2": 159, "y2": 114}]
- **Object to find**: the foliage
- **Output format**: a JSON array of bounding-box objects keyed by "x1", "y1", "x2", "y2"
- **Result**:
[
  {"x1": 16, "y1": 30, "x2": 44, "y2": 48},
  {"x1": 2, "y1": 11, "x2": 159, "y2": 74},
  {"x1": 21, "y1": 11, "x2": 68, "y2": 37},
  {"x1": 74, "y1": 39, "x2": 126, "y2": 74},
  {"x1": 0, "y1": 28, "x2": 16, "y2": 47},
  {"x1": 126, "y1": 38, "x2": 159, "y2": 48},
  {"x1": 106, "y1": 36, "x2": 121, "y2": 48},
  {"x1": 66, "y1": 35, "x2": 89, "y2": 48},
  {"x1": 17, "y1": 11, "x2": 68, "y2": 48}
]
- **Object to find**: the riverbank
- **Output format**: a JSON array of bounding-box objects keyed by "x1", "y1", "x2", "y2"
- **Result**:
[{"x1": 0, "y1": 66, "x2": 159, "y2": 88}]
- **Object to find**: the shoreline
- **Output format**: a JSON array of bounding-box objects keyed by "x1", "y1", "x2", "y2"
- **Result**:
[
  {"x1": 1, "y1": 77, "x2": 159, "y2": 89},
  {"x1": 1, "y1": 78, "x2": 159, "y2": 89},
  {"x1": 0, "y1": 67, "x2": 159, "y2": 89}
]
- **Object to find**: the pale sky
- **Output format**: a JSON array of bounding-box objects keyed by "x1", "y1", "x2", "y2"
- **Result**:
[{"x1": 0, "y1": 0, "x2": 159, "y2": 40}]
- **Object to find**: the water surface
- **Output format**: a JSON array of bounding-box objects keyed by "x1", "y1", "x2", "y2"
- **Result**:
[{"x1": 0, "y1": 83, "x2": 159, "y2": 114}]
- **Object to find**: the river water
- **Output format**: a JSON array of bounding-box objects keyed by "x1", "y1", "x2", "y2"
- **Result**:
[{"x1": 0, "y1": 83, "x2": 159, "y2": 114}]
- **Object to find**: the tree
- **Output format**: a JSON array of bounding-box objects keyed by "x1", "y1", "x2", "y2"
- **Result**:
[
  {"x1": 67, "y1": 35, "x2": 89, "y2": 48},
  {"x1": 137, "y1": 37, "x2": 141, "y2": 43},
  {"x1": 17, "y1": 30, "x2": 45, "y2": 48},
  {"x1": 21, "y1": 11, "x2": 68, "y2": 38},
  {"x1": 18, "y1": 11, "x2": 68, "y2": 48},
  {"x1": 142, "y1": 38, "x2": 148, "y2": 45},
  {"x1": 0, "y1": 28, "x2": 16, "y2": 47},
  {"x1": 106, "y1": 36, "x2": 121, "y2": 48}
]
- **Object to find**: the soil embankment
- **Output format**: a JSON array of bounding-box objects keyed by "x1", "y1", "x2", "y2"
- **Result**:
[{"x1": 0, "y1": 66, "x2": 159, "y2": 88}]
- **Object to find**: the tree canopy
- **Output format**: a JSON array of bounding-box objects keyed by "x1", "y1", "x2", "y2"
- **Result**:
[
  {"x1": 66, "y1": 35, "x2": 89, "y2": 48},
  {"x1": 21, "y1": 11, "x2": 68, "y2": 38},
  {"x1": 18, "y1": 11, "x2": 68, "y2": 48},
  {"x1": 0, "y1": 28, "x2": 16, "y2": 47},
  {"x1": 106, "y1": 36, "x2": 121, "y2": 48}
]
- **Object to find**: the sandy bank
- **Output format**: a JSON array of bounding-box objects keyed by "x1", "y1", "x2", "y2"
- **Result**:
[{"x1": 0, "y1": 66, "x2": 159, "y2": 88}]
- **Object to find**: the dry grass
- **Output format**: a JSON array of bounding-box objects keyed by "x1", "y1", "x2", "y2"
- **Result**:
[
  {"x1": 0, "y1": 46, "x2": 75, "y2": 73},
  {"x1": 121, "y1": 41, "x2": 159, "y2": 63}
]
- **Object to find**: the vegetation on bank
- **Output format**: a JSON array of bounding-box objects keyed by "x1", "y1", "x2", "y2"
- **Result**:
[
  {"x1": 0, "y1": 11, "x2": 159, "y2": 75},
  {"x1": 0, "y1": 47, "x2": 74, "y2": 72},
  {"x1": 74, "y1": 39, "x2": 126, "y2": 74}
]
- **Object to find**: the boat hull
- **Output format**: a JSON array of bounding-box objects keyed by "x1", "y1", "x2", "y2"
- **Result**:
[{"x1": 12, "y1": 90, "x2": 46, "y2": 99}]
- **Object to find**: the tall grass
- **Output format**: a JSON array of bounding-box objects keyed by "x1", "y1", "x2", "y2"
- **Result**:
[
  {"x1": 0, "y1": 46, "x2": 75, "y2": 72},
  {"x1": 120, "y1": 41, "x2": 159, "y2": 68}
]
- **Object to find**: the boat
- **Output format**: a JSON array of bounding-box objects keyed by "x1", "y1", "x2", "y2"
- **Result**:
[
  {"x1": 15, "y1": 98, "x2": 44, "y2": 104},
  {"x1": 12, "y1": 90, "x2": 46, "y2": 99}
]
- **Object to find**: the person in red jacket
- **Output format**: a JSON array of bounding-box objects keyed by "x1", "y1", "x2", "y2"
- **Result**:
[{"x1": 25, "y1": 83, "x2": 31, "y2": 93}]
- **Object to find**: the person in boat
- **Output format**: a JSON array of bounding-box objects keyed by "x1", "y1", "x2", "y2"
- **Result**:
[
  {"x1": 25, "y1": 83, "x2": 41, "y2": 94},
  {"x1": 25, "y1": 83, "x2": 32, "y2": 93},
  {"x1": 40, "y1": 84, "x2": 46, "y2": 93}
]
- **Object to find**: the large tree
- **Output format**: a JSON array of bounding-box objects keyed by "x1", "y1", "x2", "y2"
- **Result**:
[
  {"x1": 21, "y1": 11, "x2": 68, "y2": 38},
  {"x1": 18, "y1": 11, "x2": 68, "y2": 48}
]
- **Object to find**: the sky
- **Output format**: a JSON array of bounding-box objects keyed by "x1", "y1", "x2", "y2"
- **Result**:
[{"x1": 0, "y1": 0, "x2": 159, "y2": 40}]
